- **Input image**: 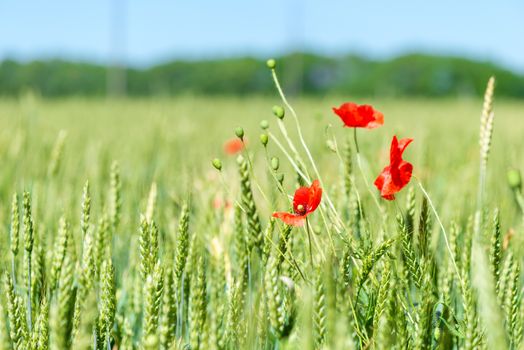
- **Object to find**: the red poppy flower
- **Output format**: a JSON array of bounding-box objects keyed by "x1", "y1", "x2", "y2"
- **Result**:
[
  {"x1": 374, "y1": 136, "x2": 413, "y2": 200},
  {"x1": 224, "y1": 138, "x2": 245, "y2": 155},
  {"x1": 272, "y1": 180, "x2": 322, "y2": 226},
  {"x1": 332, "y1": 102, "x2": 384, "y2": 129}
]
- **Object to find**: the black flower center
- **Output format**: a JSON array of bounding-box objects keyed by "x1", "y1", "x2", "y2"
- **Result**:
[{"x1": 296, "y1": 204, "x2": 306, "y2": 215}]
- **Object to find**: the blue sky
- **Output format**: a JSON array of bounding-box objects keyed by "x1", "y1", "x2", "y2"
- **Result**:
[{"x1": 1, "y1": 0, "x2": 523, "y2": 71}]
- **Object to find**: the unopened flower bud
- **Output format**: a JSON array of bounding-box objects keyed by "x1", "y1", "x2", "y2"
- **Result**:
[
  {"x1": 212, "y1": 158, "x2": 222, "y2": 171},
  {"x1": 276, "y1": 173, "x2": 284, "y2": 184},
  {"x1": 235, "y1": 127, "x2": 244, "y2": 140},
  {"x1": 272, "y1": 105, "x2": 285, "y2": 119},
  {"x1": 507, "y1": 168, "x2": 522, "y2": 191},
  {"x1": 260, "y1": 134, "x2": 268, "y2": 146},
  {"x1": 266, "y1": 59, "x2": 276, "y2": 69},
  {"x1": 260, "y1": 120, "x2": 269, "y2": 130},
  {"x1": 271, "y1": 157, "x2": 279, "y2": 171}
]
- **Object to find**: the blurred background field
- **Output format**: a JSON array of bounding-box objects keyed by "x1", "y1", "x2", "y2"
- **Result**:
[{"x1": 0, "y1": 94, "x2": 523, "y2": 226}]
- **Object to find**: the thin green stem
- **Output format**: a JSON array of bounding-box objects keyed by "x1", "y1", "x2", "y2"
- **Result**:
[
  {"x1": 353, "y1": 128, "x2": 359, "y2": 153},
  {"x1": 353, "y1": 129, "x2": 384, "y2": 216},
  {"x1": 270, "y1": 68, "x2": 345, "y2": 231},
  {"x1": 264, "y1": 227, "x2": 309, "y2": 283},
  {"x1": 306, "y1": 218, "x2": 314, "y2": 269},
  {"x1": 416, "y1": 179, "x2": 464, "y2": 289},
  {"x1": 263, "y1": 148, "x2": 287, "y2": 196},
  {"x1": 218, "y1": 172, "x2": 247, "y2": 214},
  {"x1": 27, "y1": 253, "x2": 32, "y2": 331},
  {"x1": 268, "y1": 131, "x2": 310, "y2": 183},
  {"x1": 326, "y1": 128, "x2": 366, "y2": 244},
  {"x1": 241, "y1": 143, "x2": 274, "y2": 208},
  {"x1": 514, "y1": 191, "x2": 524, "y2": 224},
  {"x1": 276, "y1": 118, "x2": 309, "y2": 176},
  {"x1": 268, "y1": 130, "x2": 339, "y2": 257},
  {"x1": 474, "y1": 162, "x2": 486, "y2": 238}
]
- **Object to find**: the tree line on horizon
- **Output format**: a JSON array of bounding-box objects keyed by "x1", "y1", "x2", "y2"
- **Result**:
[{"x1": 0, "y1": 53, "x2": 523, "y2": 98}]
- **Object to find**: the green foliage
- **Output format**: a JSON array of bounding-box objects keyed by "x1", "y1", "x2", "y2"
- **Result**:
[{"x1": 2, "y1": 53, "x2": 524, "y2": 97}]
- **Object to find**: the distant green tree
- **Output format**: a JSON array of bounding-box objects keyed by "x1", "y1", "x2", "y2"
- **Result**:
[{"x1": 1, "y1": 53, "x2": 523, "y2": 97}]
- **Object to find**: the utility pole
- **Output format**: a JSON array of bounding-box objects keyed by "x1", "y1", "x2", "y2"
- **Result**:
[{"x1": 108, "y1": 0, "x2": 126, "y2": 97}]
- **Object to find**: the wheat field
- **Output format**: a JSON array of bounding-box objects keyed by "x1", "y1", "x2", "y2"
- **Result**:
[{"x1": 1, "y1": 67, "x2": 524, "y2": 349}]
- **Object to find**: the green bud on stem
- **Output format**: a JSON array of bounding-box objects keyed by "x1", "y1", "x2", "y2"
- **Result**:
[
  {"x1": 271, "y1": 157, "x2": 279, "y2": 171},
  {"x1": 260, "y1": 134, "x2": 269, "y2": 147},
  {"x1": 507, "y1": 168, "x2": 522, "y2": 191},
  {"x1": 235, "y1": 127, "x2": 244, "y2": 140},
  {"x1": 266, "y1": 59, "x2": 276, "y2": 69},
  {"x1": 272, "y1": 105, "x2": 285, "y2": 119},
  {"x1": 212, "y1": 158, "x2": 222, "y2": 171},
  {"x1": 260, "y1": 120, "x2": 269, "y2": 130}
]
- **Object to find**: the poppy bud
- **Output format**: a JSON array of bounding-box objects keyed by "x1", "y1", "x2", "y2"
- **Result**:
[
  {"x1": 276, "y1": 173, "x2": 284, "y2": 184},
  {"x1": 273, "y1": 105, "x2": 285, "y2": 119},
  {"x1": 507, "y1": 168, "x2": 522, "y2": 191},
  {"x1": 260, "y1": 133, "x2": 268, "y2": 146},
  {"x1": 313, "y1": 225, "x2": 321, "y2": 235},
  {"x1": 271, "y1": 157, "x2": 279, "y2": 171},
  {"x1": 266, "y1": 59, "x2": 276, "y2": 69},
  {"x1": 235, "y1": 127, "x2": 244, "y2": 140},
  {"x1": 212, "y1": 158, "x2": 222, "y2": 171},
  {"x1": 260, "y1": 120, "x2": 269, "y2": 130}
]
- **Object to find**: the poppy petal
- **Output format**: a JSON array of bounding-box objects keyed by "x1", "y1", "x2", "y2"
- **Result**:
[
  {"x1": 366, "y1": 110, "x2": 384, "y2": 129},
  {"x1": 357, "y1": 105, "x2": 384, "y2": 129},
  {"x1": 272, "y1": 212, "x2": 306, "y2": 227},
  {"x1": 374, "y1": 166, "x2": 388, "y2": 191},
  {"x1": 307, "y1": 180, "x2": 322, "y2": 213},
  {"x1": 332, "y1": 103, "x2": 384, "y2": 129},
  {"x1": 390, "y1": 136, "x2": 413, "y2": 166},
  {"x1": 376, "y1": 135, "x2": 413, "y2": 201},
  {"x1": 397, "y1": 138, "x2": 413, "y2": 154},
  {"x1": 374, "y1": 166, "x2": 397, "y2": 199},
  {"x1": 398, "y1": 161, "x2": 413, "y2": 186},
  {"x1": 389, "y1": 136, "x2": 400, "y2": 165},
  {"x1": 224, "y1": 138, "x2": 245, "y2": 155},
  {"x1": 293, "y1": 186, "x2": 311, "y2": 214},
  {"x1": 332, "y1": 103, "x2": 359, "y2": 127}
]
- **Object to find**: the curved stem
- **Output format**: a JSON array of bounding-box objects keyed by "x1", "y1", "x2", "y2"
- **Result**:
[
  {"x1": 241, "y1": 148, "x2": 273, "y2": 208},
  {"x1": 264, "y1": 226, "x2": 308, "y2": 283},
  {"x1": 263, "y1": 148, "x2": 287, "y2": 196},
  {"x1": 416, "y1": 179, "x2": 464, "y2": 288},
  {"x1": 269, "y1": 131, "x2": 338, "y2": 257},
  {"x1": 27, "y1": 253, "x2": 32, "y2": 331},
  {"x1": 218, "y1": 172, "x2": 247, "y2": 213},
  {"x1": 306, "y1": 218, "x2": 314, "y2": 268},
  {"x1": 353, "y1": 127, "x2": 359, "y2": 153},
  {"x1": 270, "y1": 68, "x2": 345, "y2": 231},
  {"x1": 268, "y1": 131, "x2": 310, "y2": 183},
  {"x1": 353, "y1": 129, "x2": 384, "y2": 216}
]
